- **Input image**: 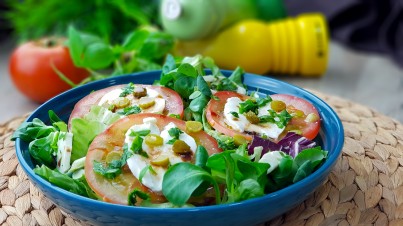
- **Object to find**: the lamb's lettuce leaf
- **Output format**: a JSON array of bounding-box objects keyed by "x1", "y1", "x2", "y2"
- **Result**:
[{"x1": 34, "y1": 165, "x2": 98, "y2": 199}]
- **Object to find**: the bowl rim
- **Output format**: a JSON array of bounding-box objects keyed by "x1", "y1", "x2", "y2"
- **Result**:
[{"x1": 15, "y1": 69, "x2": 344, "y2": 213}]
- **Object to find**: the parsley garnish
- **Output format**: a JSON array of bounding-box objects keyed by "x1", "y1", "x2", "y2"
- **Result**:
[
  {"x1": 238, "y1": 96, "x2": 272, "y2": 114},
  {"x1": 139, "y1": 165, "x2": 157, "y2": 183},
  {"x1": 169, "y1": 114, "x2": 181, "y2": 119},
  {"x1": 129, "y1": 129, "x2": 151, "y2": 137},
  {"x1": 256, "y1": 95, "x2": 272, "y2": 107},
  {"x1": 120, "y1": 82, "x2": 135, "y2": 97},
  {"x1": 118, "y1": 105, "x2": 141, "y2": 115},
  {"x1": 167, "y1": 127, "x2": 183, "y2": 144},
  {"x1": 259, "y1": 110, "x2": 292, "y2": 128},
  {"x1": 239, "y1": 99, "x2": 258, "y2": 114},
  {"x1": 93, "y1": 143, "x2": 132, "y2": 179},
  {"x1": 131, "y1": 135, "x2": 148, "y2": 158},
  {"x1": 128, "y1": 189, "x2": 150, "y2": 206},
  {"x1": 230, "y1": 111, "x2": 239, "y2": 118}
]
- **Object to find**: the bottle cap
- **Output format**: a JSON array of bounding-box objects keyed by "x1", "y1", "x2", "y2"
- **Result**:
[{"x1": 267, "y1": 13, "x2": 329, "y2": 76}]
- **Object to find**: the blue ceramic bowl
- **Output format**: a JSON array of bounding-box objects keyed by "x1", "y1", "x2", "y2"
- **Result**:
[{"x1": 15, "y1": 70, "x2": 344, "y2": 226}]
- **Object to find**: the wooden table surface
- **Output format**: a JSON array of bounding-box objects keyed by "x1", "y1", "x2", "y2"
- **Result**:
[{"x1": 0, "y1": 39, "x2": 402, "y2": 123}]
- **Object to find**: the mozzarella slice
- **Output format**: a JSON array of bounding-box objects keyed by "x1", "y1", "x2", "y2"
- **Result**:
[
  {"x1": 125, "y1": 119, "x2": 197, "y2": 192},
  {"x1": 126, "y1": 155, "x2": 166, "y2": 192},
  {"x1": 223, "y1": 97, "x2": 249, "y2": 132},
  {"x1": 259, "y1": 151, "x2": 284, "y2": 174}
]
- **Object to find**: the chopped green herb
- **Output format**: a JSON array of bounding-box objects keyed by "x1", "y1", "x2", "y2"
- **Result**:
[
  {"x1": 119, "y1": 105, "x2": 141, "y2": 115},
  {"x1": 128, "y1": 189, "x2": 150, "y2": 206},
  {"x1": 167, "y1": 127, "x2": 183, "y2": 144},
  {"x1": 239, "y1": 99, "x2": 258, "y2": 114},
  {"x1": 120, "y1": 83, "x2": 135, "y2": 97},
  {"x1": 169, "y1": 114, "x2": 181, "y2": 119},
  {"x1": 256, "y1": 95, "x2": 272, "y2": 107},
  {"x1": 230, "y1": 112, "x2": 239, "y2": 118},
  {"x1": 139, "y1": 165, "x2": 157, "y2": 183},
  {"x1": 108, "y1": 104, "x2": 116, "y2": 111},
  {"x1": 93, "y1": 144, "x2": 132, "y2": 179},
  {"x1": 131, "y1": 136, "x2": 148, "y2": 158},
  {"x1": 130, "y1": 130, "x2": 151, "y2": 137},
  {"x1": 211, "y1": 95, "x2": 220, "y2": 101},
  {"x1": 259, "y1": 110, "x2": 292, "y2": 128}
]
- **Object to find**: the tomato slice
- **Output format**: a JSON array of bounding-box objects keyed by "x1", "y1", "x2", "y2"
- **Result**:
[
  {"x1": 206, "y1": 91, "x2": 321, "y2": 141},
  {"x1": 206, "y1": 91, "x2": 253, "y2": 141},
  {"x1": 271, "y1": 94, "x2": 321, "y2": 140},
  {"x1": 85, "y1": 113, "x2": 221, "y2": 205},
  {"x1": 69, "y1": 84, "x2": 184, "y2": 126}
]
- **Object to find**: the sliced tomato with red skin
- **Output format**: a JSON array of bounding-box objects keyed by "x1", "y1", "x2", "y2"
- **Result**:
[
  {"x1": 206, "y1": 91, "x2": 253, "y2": 141},
  {"x1": 271, "y1": 94, "x2": 321, "y2": 140},
  {"x1": 206, "y1": 91, "x2": 321, "y2": 141},
  {"x1": 85, "y1": 113, "x2": 222, "y2": 205},
  {"x1": 68, "y1": 84, "x2": 184, "y2": 127}
]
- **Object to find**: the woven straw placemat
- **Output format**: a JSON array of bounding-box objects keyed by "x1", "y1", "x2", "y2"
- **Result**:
[{"x1": 0, "y1": 91, "x2": 402, "y2": 226}]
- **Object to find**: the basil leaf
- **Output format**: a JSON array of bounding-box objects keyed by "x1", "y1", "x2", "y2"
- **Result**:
[
  {"x1": 82, "y1": 42, "x2": 115, "y2": 69},
  {"x1": 67, "y1": 26, "x2": 85, "y2": 67},
  {"x1": 122, "y1": 30, "x2": 149, "y2": 51},
  {"x1": 138, "y1": 31, "x2": 174, "y2": 60}
]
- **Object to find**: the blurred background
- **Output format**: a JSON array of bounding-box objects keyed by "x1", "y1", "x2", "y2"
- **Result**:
[{"x1": 0, "y1": 0, "x2": 402, "y2": 123}]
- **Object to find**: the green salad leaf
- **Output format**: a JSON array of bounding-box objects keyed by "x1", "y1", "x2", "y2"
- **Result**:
[
  {"x1": 70, "y1": 106, "x2": 120, "y2": 162},
  {"x1": 34, "y1": 165, "x2": 98, "y2": 199},
  {"x1": 162, "y1": 162, "x2": 221, "y2": 206}
]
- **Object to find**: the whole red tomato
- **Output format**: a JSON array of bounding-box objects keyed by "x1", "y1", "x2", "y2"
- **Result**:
[{"x1": 9, "y1": 38, "x2": 89, "y2": 103}]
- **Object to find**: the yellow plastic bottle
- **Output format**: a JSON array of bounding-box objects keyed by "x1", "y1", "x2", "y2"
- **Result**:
[{"x1": 175, "y1": 13, "x2": 329, "y2": 77}]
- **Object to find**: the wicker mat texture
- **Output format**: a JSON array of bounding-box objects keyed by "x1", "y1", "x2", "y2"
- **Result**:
[{"x1": 0, "y1": 91, "x2": 402, "y2": 226}]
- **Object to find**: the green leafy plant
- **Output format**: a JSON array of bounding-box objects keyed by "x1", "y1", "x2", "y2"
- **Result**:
[
  {"x1": 62, "y1": 26, "x2": 175, "y2": 85},
  {"x1": 158, "y1": 55, "x2": 245, "y2": 122},
  {"x1": 6, "y1": 0, "x2": 160, "y2": 43}
]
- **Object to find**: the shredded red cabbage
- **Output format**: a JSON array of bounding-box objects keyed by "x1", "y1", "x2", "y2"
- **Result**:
[{"x1": 247, "y1": 132, "x2": 316, "y2": 158}]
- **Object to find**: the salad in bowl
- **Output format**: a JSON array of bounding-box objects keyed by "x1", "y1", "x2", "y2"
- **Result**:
[{"x1": 13, "y1": 55, "x2": 342, "y2": 225}]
